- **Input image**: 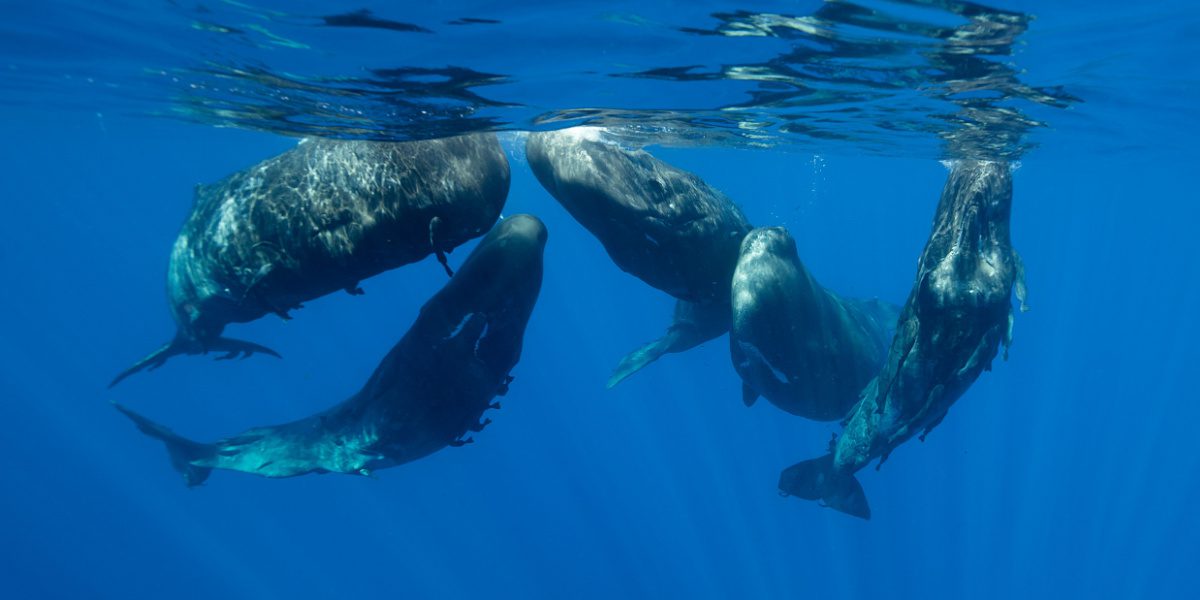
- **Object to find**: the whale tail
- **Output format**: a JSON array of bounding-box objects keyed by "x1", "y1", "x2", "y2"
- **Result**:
[
  {"x1": 778, "y1": 454, "x2": 871, "y2": 520},
  {"x1": 606, "y1": 334, "x2": 678, "y2": 388},
  {"x1": 109, "y1": 335, "x2": 281, "y2": 388},
  {"x1": 606, "y1": 300, "x2": 730, "y2": 389},
  {"x1": 113, "y1": 403, "x2": 215, "y2": 487}
]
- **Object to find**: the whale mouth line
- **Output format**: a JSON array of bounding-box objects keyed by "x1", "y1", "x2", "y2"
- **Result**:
[
  {"x1": 445, "y1": 312, "x2": 480, "y2": 340},
  {"x1": 737, "y1": 341, "x2": 790, "y2": 385},
  {"x1": 474, "y1": 322, "x2": 491, "y2": 358}
]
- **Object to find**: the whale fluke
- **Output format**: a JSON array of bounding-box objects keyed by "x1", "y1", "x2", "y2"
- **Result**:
[
  {"x1": 112, "y1": 403, "x2": 215, "y2": 487},
  {"x1": 109, "y1": 336, "x2": 281, "y2": 388},
  {"x1": 606, "y1": 334, "x2": 676, "y2": 389},
  {"x1": 606, "y1": 299, "x2": 730, "y2": 389},
  {"x1": 207, "y1": 337, "x2": 282, "y2": 362},
  {"x1": 779, "y1": 455, "x2": 871, "y2": 520}
]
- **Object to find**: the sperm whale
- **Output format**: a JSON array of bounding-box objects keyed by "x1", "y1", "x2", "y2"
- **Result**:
[{"x1": 111, "y1": 133, "x2": 509, "y2": 387}]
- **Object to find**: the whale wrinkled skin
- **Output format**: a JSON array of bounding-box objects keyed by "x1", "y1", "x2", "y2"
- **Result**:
[
  {"x1": 525, "y1": 129, "x2": 752, "y2": 386},
  {"x1": 779, "y1": 160, "x2": 1026, "y2": 519},
  {"x1": 731, "y1": 227, "x2": 896, "y2": 421},
  {"x1": 115, "y1": 215, "x2": 547, "y2": 486},
  {"x1": 111, "y1": 133, "x2": 510, "y2": 387}
]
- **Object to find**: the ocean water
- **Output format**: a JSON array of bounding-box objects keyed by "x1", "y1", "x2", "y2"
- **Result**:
[{"x1": 1, "y1": 1, "x2": 1198, "y2": 598}]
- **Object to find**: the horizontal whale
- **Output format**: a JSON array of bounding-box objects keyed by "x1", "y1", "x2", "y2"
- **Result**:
[
  {"x1": 115, "y1": 214, "x2": 547, "y2": 485},
  {"x1": 779, "y1": 160, "x2": 1027, "y2": 519},
  {"x1": 731, "y1": 227, "x2": 896, "y2": 421},
  {"x1": 525, "y1": 128, "x2": 752, "y2": 387},
  {"x1": 111, "y1": 133, "x2": 510, "y2": 387}
]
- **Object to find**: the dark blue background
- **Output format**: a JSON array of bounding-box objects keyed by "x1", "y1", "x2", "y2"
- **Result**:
[{"x1": 1, "y1": 107, "x2": 1197, "y2": 599}]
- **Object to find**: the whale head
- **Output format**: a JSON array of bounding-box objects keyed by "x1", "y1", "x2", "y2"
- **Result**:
[{"x1": 416, "y1": 214, "x2": 547, "y2": 378}]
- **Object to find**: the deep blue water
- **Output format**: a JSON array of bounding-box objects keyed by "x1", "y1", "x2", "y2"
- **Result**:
[{"x1": 2, "y1": 1, "x2": 1199, "y2": 598}]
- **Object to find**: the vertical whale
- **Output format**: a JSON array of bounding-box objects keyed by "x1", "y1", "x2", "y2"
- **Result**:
[
  {"x1": 779, "y1": 161, "x2": 1027, "y2": 519},
  {"x1": 731, "y1": 227, "x2": 896, "y2": 421},
  {"x1": 525, "y1": 128, "x2": 752, "y2": 387}
]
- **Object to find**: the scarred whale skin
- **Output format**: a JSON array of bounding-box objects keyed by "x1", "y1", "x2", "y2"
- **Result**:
[
  {"x1": 779, "y1": 160, "x2": 1027, "y2": 519},
  {"x1": 111, "y1": 133, "x2": 510, "y2": 387},
  {"x1": 525, "y1": 128, "x2": 752, "y2": 387},
  {"x1": 115, "y1": 214, "x2": 546, "y2": 486},
  {"x1": 731, "y1": 227, "x2": 896, "y2": 421}
]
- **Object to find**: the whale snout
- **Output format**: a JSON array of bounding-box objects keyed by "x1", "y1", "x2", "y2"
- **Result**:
[
  {"x1": 744, "y1": 226, "x2": 790, "y2": 245},
  {"x1": 497, "y1": 213, "x2": 548, "y2": 248},
  {"x1": 740, "y1": 226, "x2": 797, "y2": 258},
  {"x1": 949, "y1": 160, "x2": 1012, "y2": 219}
]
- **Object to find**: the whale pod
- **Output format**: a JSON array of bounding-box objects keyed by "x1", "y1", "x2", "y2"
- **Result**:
[
  {"x1": 731, "y1": 227, "x2": 896, "y2": 421},
  {"x1": 779, "y1": 160, "x2": 1025, "y2": 519},
  {"x1": 115, "y1": 214, "x2": 547, "y2": 485},
  {"x1": 525, "y1": 128, "x2": 752, "y2": 386},
  {"x1": 111, "y1": 133, "x2": 510, "y2": 387}
]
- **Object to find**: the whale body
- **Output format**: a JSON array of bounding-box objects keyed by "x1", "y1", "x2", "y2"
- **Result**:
[
  {"x1": 112, "y1": 133, "x2": 510, "y2": 387},
  {"x1": 525, "y1": 129, "x2": 752, "y2": 387},
  {"x1": 115, "y1": 214, "x2": 546, "y2": 485},
  {"x1": 731, "y1": 227, "x2": 896, "y2": 421},
  {"x1": 779, "y1": 160, "x2": 1026, "y2": 519}
]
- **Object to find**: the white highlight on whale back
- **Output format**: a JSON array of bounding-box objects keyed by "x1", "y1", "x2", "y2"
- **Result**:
[
  {"x1": 940, "y1": 158, "x2": 1019, "y2": 173},
  {"x1": 556, "y1": 126, "x2": 608, "y2": 143}
]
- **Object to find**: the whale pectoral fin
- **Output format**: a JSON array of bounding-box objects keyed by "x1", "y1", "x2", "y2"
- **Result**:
[
  {"x1": 435, "y1": 250, "x2": 454, "y2": 277},
  {"x1": 742, "y1": 383, "x2": 759, "y2": 407},
  {"x1": 1013, "y1": 249, "x2": 1030, "y2": 313},
  {"x1": 779, "y1": 455, "x2": 870, "y2": 520},
  {"x1": 109, "y1": 339, "x2": 189, "y2": 388},
  {"x1": 345, "y1": 283, "x2": 365, "y2": 296},
  {"x1": 1003, "y1": 308, "x2": 1015, "y2": 361},
  {"x1": 112, "y1": 403, "x2": 215, "y2": 487},
  {"x1": 203, "y1": 337, "x2": 281, "y2": 363},
  {"x1": 919, "y1": 409, "x2": 948, "y2": 442},
  {"x1": 429, "y1": 216, "x2": 455, "y2": 278}
]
